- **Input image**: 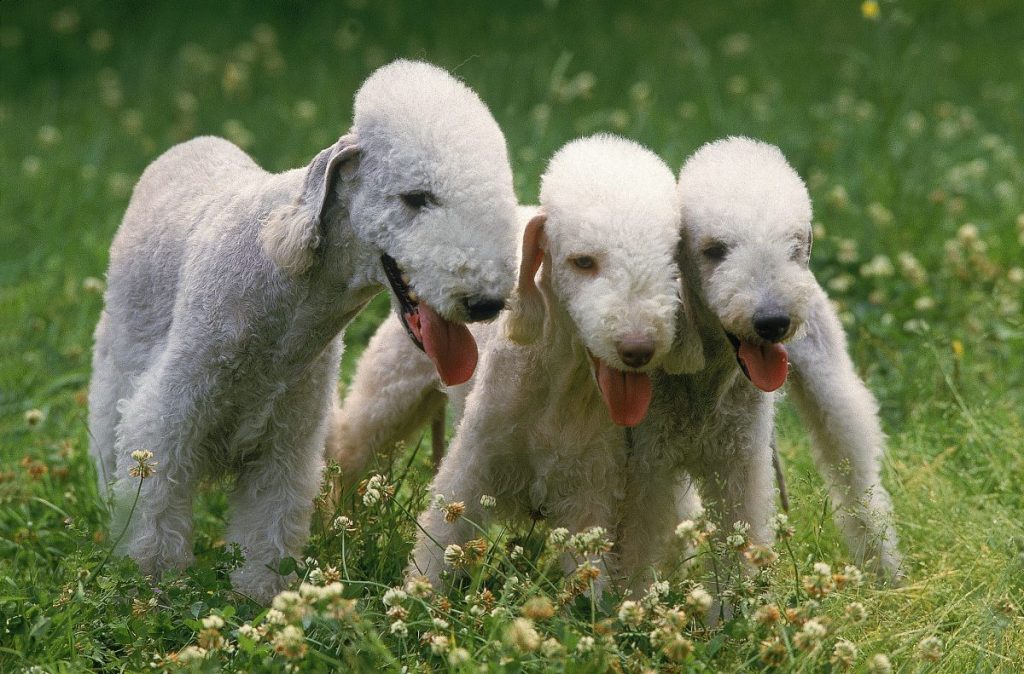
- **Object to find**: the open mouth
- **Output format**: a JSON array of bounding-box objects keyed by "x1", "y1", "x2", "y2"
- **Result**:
[
  {"x1": 588, "y1": 353, "x2": 653, "y2": 427},
  {"x1": 725, "y1": 331, "x2": 788, "y2": 392},
  {"x1": 381, "y1": 253, "x2": 478, "y2": 386}
]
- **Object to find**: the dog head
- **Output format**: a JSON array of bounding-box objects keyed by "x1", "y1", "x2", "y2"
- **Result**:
[
  {"x1": 262, "y1": 60, "x2": 518, "y2": 386},
  {"x1": 677, "y1": 136, "x2": 817, "y2": 392},
  {"x1": 506, "y1": 134, "x2": 687, "y2": 427}
]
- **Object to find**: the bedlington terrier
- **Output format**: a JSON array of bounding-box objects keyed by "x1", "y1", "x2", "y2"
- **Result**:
[
  {"x1": 330, "y1": 137, "x2": 903, "y2": 592},
  {"x1": 87, "y1": 59, "x2": 518, "y2": 603},
  {"x1": 405, "y1": 135, "x2": 704, "y2": 591},
  {"x1": 625, "y1": 136, "x2": 903, "y2": 591}
]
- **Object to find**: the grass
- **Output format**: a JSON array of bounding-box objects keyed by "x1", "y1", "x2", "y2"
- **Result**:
[{"x1": 1, "y1": 0, "x2": 1022, "y2": 671}]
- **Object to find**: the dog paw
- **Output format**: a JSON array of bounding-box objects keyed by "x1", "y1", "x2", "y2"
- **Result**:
[{"x1": 231, "y1": 563, "x2": 291, "y2": 605}]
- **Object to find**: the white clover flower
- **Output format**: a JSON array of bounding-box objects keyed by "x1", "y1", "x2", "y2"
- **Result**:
[
  {"x1": 431, "y1": 617, "x2": 450, "y2": 631},
  {"x1": 828, "y1": 273, "x2": 856, "y2": 294},
  {"x1": 505, "y1": 618, "x2": 540, "y2": 653},
  {"x1": 271, "y1": 591, "x2": 308, "y2": 622},
  {"x1": 430, "y1": 633, "x2": 451, "y2": 655},
  {"x1": 642, "y1": 580, "x2": 670, "y2": 608},
  {"x1": 1007, "y1": 267, "x2": 1024, "y2": 284},
  {"x1": 448, "y1": 647, "x2": 470, "y2": 665},
  {"x1": 362, "y1": 474, "x2": 389, "y2": 506},
  {"x1": 480, "y1": 494, "x2": 496, "y2": 509},
  {"x1": 510, "y1": 545, "x2": 524, "y2": 560},
  {"x1": 389, "y1": 620, "x2": 408, "y2": 638},
  {"x1": 898, "y1": 252, "x2": 928, "y2": 285},
  {"x1": 916, "y1": 636, "x2": 944, "y2": 662},
  {"x1": 382, "y1": 587, "x2": 407, "y2": 608},
  {"x1": 82, "y1": 276, "x2": 106, "y2": 294},
  {"x1": 444, "y1": 544, "x2": 464, "y2": 567},
  {"x1": 846, "y1": 602, "x2": 868, "y2": 622},
  {"x1": 404, "y1": 575, "x2": 433, "y2": 598},
  {"x1": 836, "y1": 238, "x2": 858, "y2": 264},
  {"x1": 831, "y1": 638, "x2": 858, "y2": 669},
  {"x1": 264, "y1": 608, "x2": 286, "y2": 625},
  {"x1": 201, "y1": 614, "x2": 224, "y2": 630},
  {"x1": 237, "y1": 623, "x2": 259, "y2": 641},
  {"x1": 867, "y1": 202, "x2": 895, "y2": 227},
  {"x1": 24, "y1": 409, "x2": 45, "y2": 428},
  {"x1": 686, "y1": 586, "x2": 712, "y2": 613},
  {"x1": 867, "y1": 653, "x2": 892, "y2": 674},
  {"x1": 841, "y1": 564, "x2": 863, "y2": 588},
  {"x1": 175, "y1": 645, "x2": 208, "y2": 663},
  {"x1": 540, "y1": 637, "x2": 565, "y2": 658},
  {"x1": 860, "y1": 254, "x2": 895, "y2": 278},
  {"x1": 547, "y1": 527, "x2": 570, "y2": 548},
  {"x1": 793, "y1": 617, "x2": 828, "y2": 651},
  {"x1": 617, "y1": 600, "x2": 645, "y2": 627},
  {"x1": 271, "y1": 624, "x2": 307, "y2": 659},
  {"x1": 431, "y1": 493, "x2": 447, "y2": 509},
  {"x1": 575, "y1": 635, "x2": 596, "y2": 655},
  {"x1": 568, "y1": 527, "x2": 612, "y2": 556},
  {"x1": 957, "y1": 223, "x2": 979, "y2": 244},
  {"x1": 914, "y1": 296, "x2": 936, "y2": 311},
  {"x1": 812, "y1": 562, "x2": 831, "y2": 577},
  {"x1": 726, "y1": 533, "x2": 746, "y2": 549},
  {"x1": 674, "y1": 519, "x2": 698, "y2": 541},
  {"x1": 293, "y1": 100, "x2": 318, "y2": 122}
]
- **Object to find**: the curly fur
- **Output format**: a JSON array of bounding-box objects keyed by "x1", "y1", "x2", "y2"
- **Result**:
[
  {"x1": 405, "y1": 136, "x2": 702, "y2": 592},
  {"x1": 328, "y1": 137, "x2": 904, "y2": 602},
  {"x1": 87, "y1": 60, "x2": 518, "y2": 603},
  {"x1": 628, "y1": 137, "x2": 904, "y2": 604}
]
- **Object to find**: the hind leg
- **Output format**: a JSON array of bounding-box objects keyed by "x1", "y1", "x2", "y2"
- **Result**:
[{"x1": 327, "y1": 315, "x2": 445, "y2": 494}]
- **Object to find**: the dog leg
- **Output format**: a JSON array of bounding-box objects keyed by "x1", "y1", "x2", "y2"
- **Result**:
[
  {"x1": 327, "y1": 315, "x2": 445, "y2": 495},
  {"x1": 112, "y1": 362, "x2": 204, "y2": 578},
  {"x1": 787, "y1": 289, "x2": 904, "y2": 581},
  {"x1": 615, "y1": 454, "x2": 682, "y2": 594},
  {"x1": 227, "y1": 443, "x2": 324, "y2": 604}
]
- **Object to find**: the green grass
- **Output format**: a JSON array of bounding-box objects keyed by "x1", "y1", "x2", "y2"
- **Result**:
[{"x1": 2, "y1": 0, "x2": 1023, "y2": 671}]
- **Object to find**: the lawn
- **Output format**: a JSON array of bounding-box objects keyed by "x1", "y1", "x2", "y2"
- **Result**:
[{"x1": 1, "y1": 0, "x2": 1022, "y2": 671}]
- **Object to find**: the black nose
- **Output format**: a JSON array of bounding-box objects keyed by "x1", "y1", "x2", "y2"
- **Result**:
[
  {"x1": 753, "y1": 313, "x2": 791, "y2": 342},
  {"x1": 464, "y1": 296, "x2": 505, "y2": 322},
  {"x1": 616, "y1": 337, "x2": 655, "y2": 368}
]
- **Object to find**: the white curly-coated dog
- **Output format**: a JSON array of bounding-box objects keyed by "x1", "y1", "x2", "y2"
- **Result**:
[
  {"x1": 87, "y1": 59, "x2": 518, "y2": 602},
  {"x1": 404, "y1": 135, "x2": 703, "y2": 591},
  {"x1": 627, "y1": 136, "x2": 903, "y2": 591},
  {"x1": 328, "y1": 136, "x2": 904, "y2": 593}
]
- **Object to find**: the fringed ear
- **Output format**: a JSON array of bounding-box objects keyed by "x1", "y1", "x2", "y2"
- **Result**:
[
  {"x1": 505, "y1": 213, "x2": 547, "y2": 344},
  {"x1": 261, "y1": 133, "x2": 360, "y2": 275},
  {"x1": 661, "y1": 275, "x2": 706, "y2": 374}
]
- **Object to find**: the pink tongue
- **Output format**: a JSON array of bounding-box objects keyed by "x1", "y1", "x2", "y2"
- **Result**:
[
  {"x1": 596, "y1": 360, "x2": 653, "y2": 427},
  {"x1": 417, "y1": 302, "x2": 478, "y2": 386},
  {"x1": 737, "y1": 341, "x2": 789, "y2": 392}
]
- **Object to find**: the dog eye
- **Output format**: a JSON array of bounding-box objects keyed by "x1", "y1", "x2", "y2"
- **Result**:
[
  {"x1": 400, "y1": 191, "x2": 436, "y2": 210},
  {"x1": 701, "y1": 242, "x2": 728, "y2": 262},
  {"x1": 569, "y1": 255, "x2": 597, "y2": 272}
]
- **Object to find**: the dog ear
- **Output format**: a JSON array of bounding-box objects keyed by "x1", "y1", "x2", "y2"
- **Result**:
[
  {"x1": 661, "y1": 275, "x2": 706, "y2": 374},
  {"x1": 261, "y1": 134, "x2": 360, "y2": 275},
  {"x1": 505, "y1": 213, "x2": 547, "y2": 344}
]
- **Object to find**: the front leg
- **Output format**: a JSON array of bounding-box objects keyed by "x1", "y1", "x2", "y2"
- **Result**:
[
  {"x1": 615, "y1": 456, "x2": 682, "y2": 595},
  {"x1": 407, "y1": 423, "x2": 496, "y2": 587},
  {"x1": 787, "y1": 286, "x2": 904, "y2": 581},
  {"x1": 692, "y1": 413, "x2": 776, "y2": 621},
  {"x1": 228, "y1": 454, "x2": 324, "y2": 604}
]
